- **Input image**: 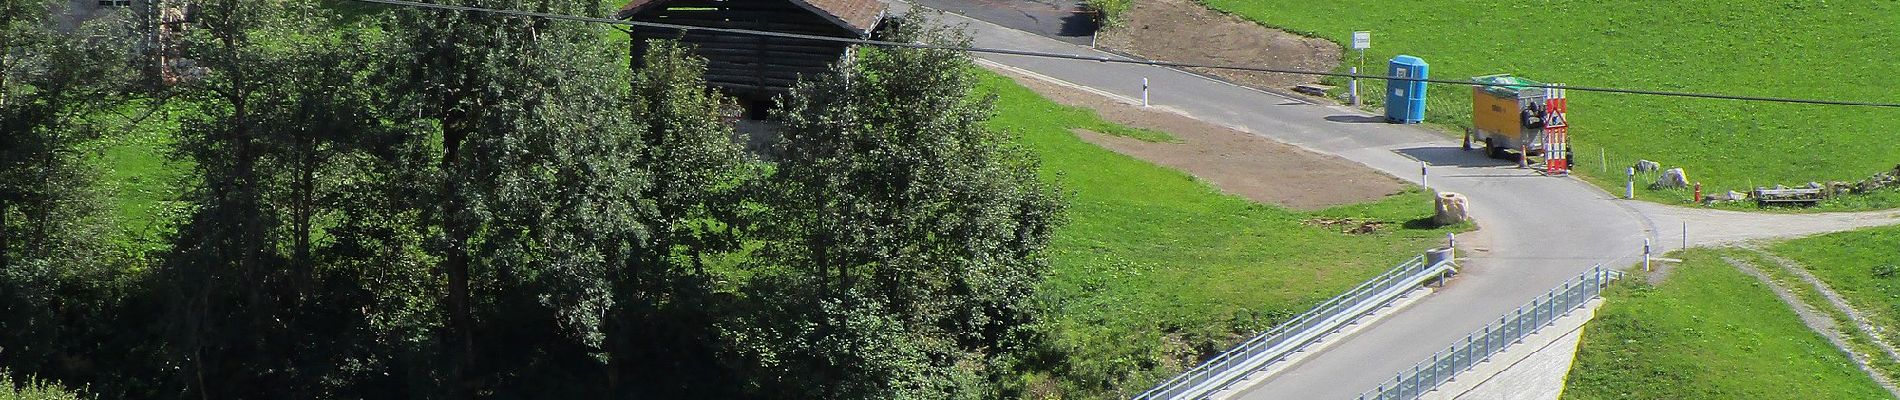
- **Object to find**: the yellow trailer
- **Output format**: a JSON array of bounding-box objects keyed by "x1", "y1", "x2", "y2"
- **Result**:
[{"x1": 1466, "y1": 74, "x2": 1549, "y2": 159}]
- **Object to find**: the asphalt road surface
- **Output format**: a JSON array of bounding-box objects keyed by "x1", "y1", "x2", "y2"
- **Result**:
[{"x1": 899, "y1": 3, "x2": 1900, "y2": 398}]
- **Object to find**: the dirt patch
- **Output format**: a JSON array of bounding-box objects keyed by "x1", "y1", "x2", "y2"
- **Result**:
[
  {"x1": 1095, "y1": 0, "x2": 1341, "y2": 95},
  {"x1": 1305, "y1": 217, "x2": 1386, "y2": 234},
  {"x1": 989, "y1": 66, "x2": 1407, "y2": 210}
]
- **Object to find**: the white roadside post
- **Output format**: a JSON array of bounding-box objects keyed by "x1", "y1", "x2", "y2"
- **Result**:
[
  {"x1": 1626, "y1": 167, "x2": 1636, "y2": 199},
  {"x1": 1142, "y1": 77, "x2": 1150, "y2": 107},
  {"x1": 1420, "y1": 161, "x2": 1429, "y2": 187},
  {"x1": 1349, "y1": 67, "x2": 1360, "y2": 106},
  {"x1": 1643, "y1": 238, "x2": 1653, "y2": 272}
]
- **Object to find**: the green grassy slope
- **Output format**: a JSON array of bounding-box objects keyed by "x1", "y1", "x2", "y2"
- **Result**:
[
  {"x1": 979, "y1": 71, "x2": 1465, "y2": 397},
  {"x1": 1564, "y1": 250, "x2": 1890, "y2": 399},
  {"x1": 1770, "y1": 226, "x2": 1900, "y2": 351},
  {"x1": 1195, "y1": 0, "x2": 1900, "y2": 205}
]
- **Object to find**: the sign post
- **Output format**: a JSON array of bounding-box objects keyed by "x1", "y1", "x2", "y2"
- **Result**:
[
  {"x1": 1352, "y1": 31, "x2": 1371, "y2": 64},
  {"x1": 1351, "y1": 31, "x2": 1370, "y2": 106},
  {"x1": 1543, "y1": 85, "x2": 1569, "y2": 175}
]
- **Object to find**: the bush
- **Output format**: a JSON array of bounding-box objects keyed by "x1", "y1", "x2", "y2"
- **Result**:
[
  {"x1": 0, "y1": 373, "x2": 86, "y2": 400},
  {"x1": 1084, "y1": 0, "x2": 1131, "y2": 28}
]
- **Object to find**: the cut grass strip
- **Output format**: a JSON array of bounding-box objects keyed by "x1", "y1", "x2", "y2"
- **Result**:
[
  {"x1": 1720, "y1": 250, "x2": 1900, "y2": 394},
  {"x1": 1770, "y1": 226, "x2": 1900, "y2": 363},
  {"x1": 1565, "y1": 249, "x2": 1891, "y2": 399}
]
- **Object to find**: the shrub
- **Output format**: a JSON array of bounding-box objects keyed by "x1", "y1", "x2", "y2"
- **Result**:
[
  {"x1": 1084, "y1": 0, "x2": 1131, "y2": 29},
  {"x1": 0, "y1": 372, "x2": 85, "y2": 400},
  {"x1": 1874, "y1": 264, "x2": 1898, "y2": 279}
]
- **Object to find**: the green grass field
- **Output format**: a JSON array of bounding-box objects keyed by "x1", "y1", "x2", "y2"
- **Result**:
[
  {"x1": 1194, "y1": 0, "x2": 1900, "y2": 207},
  {"x1": 1770, "y1": 226, "x2": 1900, "y2": 355},
  {"x1": 96, "y1": 101, "x2": 191, "y2": 259},
  {"x1": 1564, "y1": 249, "x2": 1891, "y2": 399},
  {"x1": 978, "y1": 71, "x2": 1465, "y2": 397}
]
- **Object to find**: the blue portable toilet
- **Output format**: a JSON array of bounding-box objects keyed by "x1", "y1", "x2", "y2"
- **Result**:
[{"x1": 1385, "y1": 55, "x2": 1429, "y2": 124}]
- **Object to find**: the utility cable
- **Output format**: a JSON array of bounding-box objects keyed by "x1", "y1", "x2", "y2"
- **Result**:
[{"x1": 347, "y1": 0, "x2": 1900, "y2": 108}]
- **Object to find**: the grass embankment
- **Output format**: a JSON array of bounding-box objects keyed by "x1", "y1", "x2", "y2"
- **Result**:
[
  {"x1": 1194, "y1": 0, "x2": 1900, "y2": 208},
  {"x1": 979, "y1": 72, "x2": 1465, "y2": 397},
  {"x1": 1564, "y1": 249, "x2": 1891, "y2": 399},
  {"x1": 1771, "y1": 225, "x2": 1900, "y2": 355}
]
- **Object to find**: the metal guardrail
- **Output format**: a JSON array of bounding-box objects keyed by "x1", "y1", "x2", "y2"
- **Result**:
[
  {"x1": 1354, "y1": 266, "x2": 1623, "y2": 400},
  {"x1": 1136, "y1": 254, "x2": 1457, "y2": 400}
]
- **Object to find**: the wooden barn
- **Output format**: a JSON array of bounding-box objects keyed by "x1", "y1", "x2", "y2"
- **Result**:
[{"x1": 617, "y1": 0, "x2": 885, "y2": 116}]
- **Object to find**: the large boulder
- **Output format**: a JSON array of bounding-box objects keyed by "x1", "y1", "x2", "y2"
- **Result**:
[
  {"x1": 1433, "y1": 192, "x2": 1470, "y2": 227},
  {"x1": 1654, "y1": 168, "x2": 1690, "y2": 189}
]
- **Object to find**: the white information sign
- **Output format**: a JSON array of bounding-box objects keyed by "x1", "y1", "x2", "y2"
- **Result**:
[{"x1": 1352, "y1": 31, "x2": 1371, "y2": 50}]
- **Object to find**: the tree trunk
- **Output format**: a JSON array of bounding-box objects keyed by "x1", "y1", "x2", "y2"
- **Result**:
[
  {"x1": 441, "y1": 112, "x2": 475, "y2": 399},
  {"x1": 291, "y1": 131, "x2": 315, "y2": 301},
  {"x1": 1, "y1": 198, "x2": 9, "y2": 270}
]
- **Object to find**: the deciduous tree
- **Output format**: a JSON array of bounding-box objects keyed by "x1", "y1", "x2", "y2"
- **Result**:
[{"x1": 746, "y1": 12, "x2": 1064, "y2": 398}]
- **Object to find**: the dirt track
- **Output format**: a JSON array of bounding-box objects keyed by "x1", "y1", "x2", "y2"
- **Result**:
[{"x1": 989, "y1": 65, "x2": 1407, "y2": 210}]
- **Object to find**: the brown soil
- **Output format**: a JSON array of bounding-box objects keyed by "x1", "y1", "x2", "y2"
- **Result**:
[
  {"x1": 1306, "y1": 217, "x2": 1387, "y2": 235},
  {"x1": 989, "y1": 66, "x2": 1406, "y2": 210},
  {"x1": 1095, "y1": 0, "x2": 1341, "y2": 95}
]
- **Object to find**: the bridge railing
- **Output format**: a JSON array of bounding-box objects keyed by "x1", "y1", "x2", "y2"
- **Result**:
[
  {"x1": 1354, "y1": 266, "x2": 1622, "y2": 400},
  {"x1": 1135, "y1": 251, "x2": 1457, "y2": 400}
]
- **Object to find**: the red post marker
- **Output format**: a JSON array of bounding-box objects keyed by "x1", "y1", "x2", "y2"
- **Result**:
[{"x1": 1694, "y1": 182, "x2": 1703, "y2": 203}]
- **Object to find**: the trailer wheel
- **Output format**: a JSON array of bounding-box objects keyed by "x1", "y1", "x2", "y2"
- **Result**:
[{"x1": 1483, "y1": 138, "x2": 1503, "y2": 159}]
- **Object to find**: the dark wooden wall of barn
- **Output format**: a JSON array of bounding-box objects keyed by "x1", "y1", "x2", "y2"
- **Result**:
[{"x1": 626, "y1": 0, "x2": 858, "y2": 106}]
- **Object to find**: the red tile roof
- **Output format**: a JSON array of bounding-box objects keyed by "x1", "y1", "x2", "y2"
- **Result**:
[{"x1": 617, "y1": 0, "x2": 884, "y2": 35}]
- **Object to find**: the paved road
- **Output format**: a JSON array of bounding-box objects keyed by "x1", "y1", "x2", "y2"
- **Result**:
[{"x1": 898, "y1": 4, "x2": 1900, "y2": 398}]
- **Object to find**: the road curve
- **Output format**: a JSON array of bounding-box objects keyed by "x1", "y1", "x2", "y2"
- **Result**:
[{"x1": 899, "y1": 4, "x2": 1900, "y2": 398}]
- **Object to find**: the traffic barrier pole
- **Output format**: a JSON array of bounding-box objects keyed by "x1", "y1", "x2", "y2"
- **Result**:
[
  {"x1": 1626, "y1": 168, "x2": 1635, "y2": 199},
  {"x1": 1643, "y1": 239, "x2": 1652, "y2": 272},
  {"x1": 1349, "y1": 67, "x2": 1361, "y2": 106}
]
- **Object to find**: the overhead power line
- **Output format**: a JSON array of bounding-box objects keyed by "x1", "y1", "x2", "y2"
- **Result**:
[{"x1": 349, "y1": 0, "x2": 1900, "y2": 109}]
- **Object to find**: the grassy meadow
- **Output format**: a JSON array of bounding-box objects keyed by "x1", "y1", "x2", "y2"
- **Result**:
[
  {"x1": 1770, "y1": 225, "x2": 1900, "y2": 359},
  {"x1": 1564, "y1": 249, "x2": 1891, "y2": 399},
  {"x1": 1194, "y1": 0, "x2": 1900, "y2": 207}
]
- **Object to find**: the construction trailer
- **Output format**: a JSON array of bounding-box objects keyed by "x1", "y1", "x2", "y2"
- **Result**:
[{"x1": 1465, "y1": 74, "x2": 1569, "y2": 174}]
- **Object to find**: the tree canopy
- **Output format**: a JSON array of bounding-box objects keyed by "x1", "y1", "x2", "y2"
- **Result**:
[{"x1": 0, "y1": 2, "x2": 1063, "y2": 398}]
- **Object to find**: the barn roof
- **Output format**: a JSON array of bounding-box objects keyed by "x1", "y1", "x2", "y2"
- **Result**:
[{"x1": 616, "y1": 0, "x2": 885, "y2": 36}]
